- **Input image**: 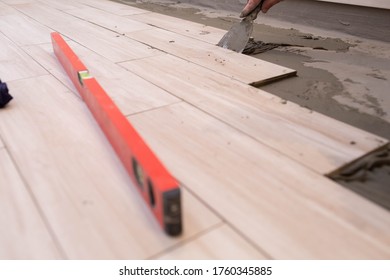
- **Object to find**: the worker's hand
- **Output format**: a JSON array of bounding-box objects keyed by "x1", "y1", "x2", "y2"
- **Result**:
[{"x1": 240, "y1": 0, "x2": 284, "y2": 18}]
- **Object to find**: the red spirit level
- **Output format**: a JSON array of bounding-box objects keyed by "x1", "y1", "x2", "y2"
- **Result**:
[{"x1": 51, "y1": 32, "x2": 182, "y2": 236}]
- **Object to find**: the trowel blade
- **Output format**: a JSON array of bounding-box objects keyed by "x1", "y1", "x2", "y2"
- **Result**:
[
  {"x1": 217, "y1": 18, "x2": 253, "y2": 53},
  {"x1": 217, "y1": 1, "x2": 264, "y2": 53}
]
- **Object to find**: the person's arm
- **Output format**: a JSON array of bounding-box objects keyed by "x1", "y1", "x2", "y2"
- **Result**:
[{"x1": 240, "y1": 0, "x2": 284, "y2": 17}]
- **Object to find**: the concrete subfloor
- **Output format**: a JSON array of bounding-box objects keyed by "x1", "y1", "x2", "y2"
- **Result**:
[{"x1": 116, "y1": 0, "x2": 390, "y2": 210}]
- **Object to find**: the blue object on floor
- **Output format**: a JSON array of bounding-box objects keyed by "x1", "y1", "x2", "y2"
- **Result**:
[{"x1": 0, "y1": 79, "x2": 13, "y2": 108}]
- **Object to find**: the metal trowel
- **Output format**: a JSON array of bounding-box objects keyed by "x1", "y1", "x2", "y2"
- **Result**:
[{"x1": 217, "y1": 0, "x2": 264, "y2": 53}]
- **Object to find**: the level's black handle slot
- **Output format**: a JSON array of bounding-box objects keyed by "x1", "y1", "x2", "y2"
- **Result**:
[{"x1": 163, "y1": 188, "x2": 182, "y2": 236}]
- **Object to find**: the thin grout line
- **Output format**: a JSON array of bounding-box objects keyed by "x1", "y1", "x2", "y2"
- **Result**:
[
  {"x1": 19, "y1": 41, "x2": 60, "y2": 48},
  {"x1": 124, "y1": 100, "x2": 183, "y2": 118},
  {"x1": 0, "y1": 132, "x2": 5, "y2": 149},
  {"x1": 115, "y1": 51, "x2": 166, "y2": 64},
  {"x1": 146, "y1": 222, "x2": 226, "y2": 260},
  {"x1": 50, "y1": 74, "x2": 83, "y2": 101},
  {"x1": 178, "y1": 181, "x2": 274, "y2": 259},
  {"x1": 1, "y1": 146, "x2": 69, "y2": 259},
  {"x1": 82, "y1": 2, "x2": 151, "y2": 17},
  {"x1": 62, "y1": 9, "x2": 123, "y2": 34},
  {"x1": 2, "y1": 74, "x2": 51, "y2": 84},
  {"x1": 0, "y1": 138, "x2": 5, "y2": 150}
]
